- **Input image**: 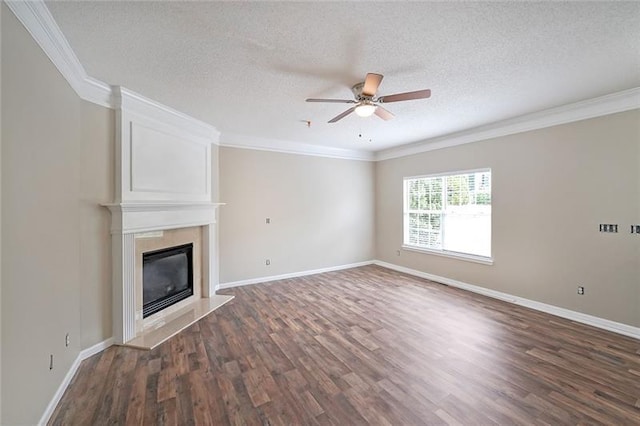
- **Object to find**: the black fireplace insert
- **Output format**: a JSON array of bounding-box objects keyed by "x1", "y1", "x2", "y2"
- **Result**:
[{"x1": 142, "y1": 243, "x2": 194, "y2": 318}]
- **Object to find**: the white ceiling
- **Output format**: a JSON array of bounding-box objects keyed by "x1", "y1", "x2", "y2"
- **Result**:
[{"x1": 46, "y1": 1, "x2": 640, "y2": 152}]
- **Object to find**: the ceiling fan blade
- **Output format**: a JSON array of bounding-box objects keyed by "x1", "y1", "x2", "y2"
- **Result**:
[
  {"x1": 362, "y1": 73, "x2": 384, "y2": 97},
  {"x1": 306, "y1": 98, "x2": 356, "y2": 103},
  {"x1": 374, "y1": 106, "x2": 395, "y2": 121},
  {"x1": 378, "y1": 89, "x2": 431, "y2": 103},
  {"x1": 328, "y1": 107, "x2": 356, "y2": 123}
]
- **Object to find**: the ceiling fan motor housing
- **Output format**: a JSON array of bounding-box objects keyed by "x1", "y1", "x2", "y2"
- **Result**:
[
  {"x1": 352, "y1": 82, "x2": 373, "y2": 101},
  {"x1": 306, "y1": 73, "x2": 430, "y2": 123}
]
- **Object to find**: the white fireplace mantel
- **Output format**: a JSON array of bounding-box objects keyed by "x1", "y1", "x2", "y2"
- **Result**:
[
  {"x1": 103, "y1": 202, "x2": 225, "y2": 235},
  {"x1": 105, "y1": 87, "x2": 225, "y2": 345},
  {"x1": 105, "y1": 201, "x2": 224, "y2": 345}
]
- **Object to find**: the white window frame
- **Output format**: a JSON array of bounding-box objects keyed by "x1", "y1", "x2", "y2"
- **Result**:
[{"x1": 402, "y1": 168, "x2": 493, "y2": 265}]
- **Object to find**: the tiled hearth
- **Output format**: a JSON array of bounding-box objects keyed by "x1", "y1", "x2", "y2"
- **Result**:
[{"x1": 126, "y1": 296, "x2": 232, "y2": 349}]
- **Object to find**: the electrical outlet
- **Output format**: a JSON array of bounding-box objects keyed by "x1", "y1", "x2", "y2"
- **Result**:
[
  {"x1": 50, "y1": 354, "x2": 54, "y2": 370},
  {"x1": 266, "y1": 218, "x2": 271, "y2": 224},
  {"x1": 265, "y1": 259, "x2": 270, "y2": 266},
  {"x1": 631, "y1": 225, "x2": 640, "y2": 234},
  {"x1": 577, "y1": 286, "x2": 585, "y2": 295},
  {"x1": 65, "y1": 333, "x2": 70, "y2": 347}
]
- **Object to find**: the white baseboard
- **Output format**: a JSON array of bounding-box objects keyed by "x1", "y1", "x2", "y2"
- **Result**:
[
  {"x1": 219, "y1": 260, "x2": 374, "y2": 289},
  {"x1": 374, "y1": 260, "x2": 640, "y2": 340},
  {"x1": 79, "y1": 337, "x2": 115, "y2": 360},
  {"x1": 39, "y1": 337, "x2": 115, "y2": 425}
]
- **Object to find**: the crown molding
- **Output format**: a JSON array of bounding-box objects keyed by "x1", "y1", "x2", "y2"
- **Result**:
[
  {"x1": 4, "y1": 0, "x2": 367, "y2": 159},
  {"x1": 114, "y1": 87, "x2": 220, "y2": 143},
  {"x1": 6, "y1": 0, "x2": 220, "y2": 143},
  {"x1": 8, "y1": 0, "x2": 639, "y2": 162},
  {"x1": 219, "y1": 133, "x2": 375, "y2": 161},
  {"x1": 5, "y1": 0, "x2": 113, "y2": 108},
  {"x1": 376, "y1": 87, "x2": 640, "y2": 161}
]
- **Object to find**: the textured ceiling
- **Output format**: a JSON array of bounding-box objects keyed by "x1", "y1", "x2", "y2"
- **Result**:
[{"x1": 46, "y1": 1, "x2": 640, "y2": 152}]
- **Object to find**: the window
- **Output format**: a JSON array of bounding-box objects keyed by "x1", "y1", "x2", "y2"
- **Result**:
[{"x1": 403, "y1": 169, "x2": 491, "y2": 261}]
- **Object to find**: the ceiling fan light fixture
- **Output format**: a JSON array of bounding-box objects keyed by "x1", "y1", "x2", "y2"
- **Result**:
[
  {"x1": 306, "y1": 73, "x2": 430, "y2": 123},
  {"x1": 354, "y1": 103, "x2": 377, "y2": 117}
]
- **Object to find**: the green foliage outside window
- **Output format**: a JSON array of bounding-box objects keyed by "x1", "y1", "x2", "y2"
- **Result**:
[{"x1": 404, "y1": 170, "x2": 491, "y2": 256}]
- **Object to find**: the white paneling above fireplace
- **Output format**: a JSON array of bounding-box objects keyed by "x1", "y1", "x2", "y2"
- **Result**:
[
  {"x1": 115, "y1": 87, "x2": 215, "y2": 203},
  {"x1": 130, "y1": 122, "x2": 209, "y2": 197}
]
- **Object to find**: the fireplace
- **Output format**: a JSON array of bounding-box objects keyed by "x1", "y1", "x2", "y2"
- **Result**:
[
  {"x1": 143, "y1": 243, "x2": 194, "y2": 318},
  {"x1": 104, "y1": 87, "x2": 232, "y2": 347}
]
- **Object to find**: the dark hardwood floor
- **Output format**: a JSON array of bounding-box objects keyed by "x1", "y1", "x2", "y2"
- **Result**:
[{"x1": 50, "y1": 265, "x2": 640, "y2": 425}]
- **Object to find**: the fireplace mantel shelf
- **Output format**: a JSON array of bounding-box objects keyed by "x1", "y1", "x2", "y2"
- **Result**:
[
  {"x1": 102, "y1": 201, "x2": 225, "y2": 212},
  {"x1": 103, "y1": 202, "x2": 225, "y2": 235}
]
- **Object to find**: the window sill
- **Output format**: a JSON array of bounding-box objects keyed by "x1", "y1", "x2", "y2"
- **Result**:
[{"x1": 401, "y1": 245, "x2": 494, "y2": 265}]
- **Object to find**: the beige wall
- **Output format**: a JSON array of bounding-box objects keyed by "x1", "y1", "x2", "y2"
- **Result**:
[
  {"x1": 219, "y1": 147, "x2": 375, "y2": 283},
  {"x1": 376, "y1": 110, "x2": 640, "y2": 327},
  {"x1": 79, "y1": 102, "x2": 114, "y2": 348},
  {"x1": 1, "y1": 6, "x2": 113, "y2": 424}
]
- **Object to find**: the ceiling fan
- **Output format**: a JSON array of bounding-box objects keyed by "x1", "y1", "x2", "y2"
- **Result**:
[{"x1": 306, "y1": 73, "x2": 431, "y2": 123}]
